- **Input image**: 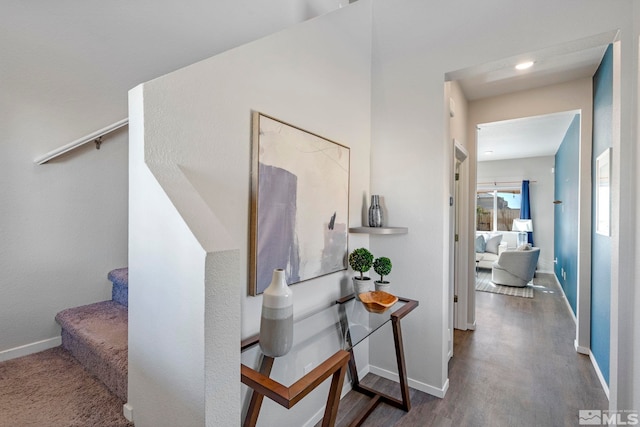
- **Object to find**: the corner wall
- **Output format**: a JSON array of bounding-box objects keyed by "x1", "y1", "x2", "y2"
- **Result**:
[
  {"x1": 128, "y1": 3, "x2": 373, "y2": 425},
  {"x1": 555, "y1": 115, "x2": 581, "y2": 314},
  {"x1": 591, "y1": 43, "x2": 613, "y2": 386}
]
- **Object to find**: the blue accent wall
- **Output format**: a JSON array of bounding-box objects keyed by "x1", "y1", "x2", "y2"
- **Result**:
[
  {"x1": 591, "y1": 43, "x2": 613, "y2": 385},
  {"x1": 554, "y1": 114, "x2": 580, "y2": 314}
]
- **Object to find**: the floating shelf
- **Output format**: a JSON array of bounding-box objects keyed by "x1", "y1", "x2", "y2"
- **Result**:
[{"x1": 349, "y1": 227, "x2": 408, "y2": 235}]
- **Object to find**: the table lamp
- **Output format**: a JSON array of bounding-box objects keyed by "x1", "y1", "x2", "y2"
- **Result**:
[{"x1": 512, "y1": 219, "x2": 533, "y2": 247}]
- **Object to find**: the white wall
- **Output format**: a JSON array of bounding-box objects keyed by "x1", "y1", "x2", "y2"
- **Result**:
[
  {"x1": 614, "y1": 2, "x2": 640, "y2": 411},
  {"x1": 369, "y1": 0, "x2": 634, "y2": 402},
  {"x1": 129, "y1": 3, "x2": 372, "y2": 425},
  {"x1": 477, "y1": 156, "x2": 556, "y2": 272},
  {"x1": 0, "y1": 0, "x2": 344, "y2": 358}
]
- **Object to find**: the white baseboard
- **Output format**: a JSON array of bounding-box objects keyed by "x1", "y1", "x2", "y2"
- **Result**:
[
  {"x1": 0, "y1": 336, "x2": 61, "y2": 362},
  {"x1": 123, "y1": 403, "x2": 134, "y2": 422},
  {"x1": 467, "y1": 321, "x2": 476, "y2": 331},
  {"x1": 553, "y1": 274, "x2": 577, "y2": 324},
  {"x1": 369, "y1": 365, "x2": 448, "y2": 398},
  {"x1": 589, "y1": 350, "x2": 610, "y2": 400},
  {"x1": 574, "y1": 341, "x2": 590, "y2": 355}
]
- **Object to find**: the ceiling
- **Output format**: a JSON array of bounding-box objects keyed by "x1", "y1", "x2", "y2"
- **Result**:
[
  {"x1": 447, "y1": 31, "x2": 616, "y2": 162},
  {"x1": 476, "y1": 111, "x2": 578, "y2": 162}
]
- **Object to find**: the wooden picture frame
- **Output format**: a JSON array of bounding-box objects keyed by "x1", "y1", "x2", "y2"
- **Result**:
[{"x1": 249, "y1": 112, "x2": 350, "y2": 295}]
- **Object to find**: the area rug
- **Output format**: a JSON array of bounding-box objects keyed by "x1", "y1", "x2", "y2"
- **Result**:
[{"x1": 476, "y1": 270, "x2": 534, "y2": 298}]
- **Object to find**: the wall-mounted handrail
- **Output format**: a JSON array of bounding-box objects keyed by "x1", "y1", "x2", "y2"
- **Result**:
[{"x1": 34, "y1": 118, "x2": 128, "y2": 165}]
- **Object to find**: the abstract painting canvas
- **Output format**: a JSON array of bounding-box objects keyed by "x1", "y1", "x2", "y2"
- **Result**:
[{"x1": 250, "y1": 112, "x2": 350, "y2": 295}]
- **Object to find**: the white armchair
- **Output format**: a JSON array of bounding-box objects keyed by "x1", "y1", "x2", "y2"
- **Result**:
[{"x1": 491, "y1": 247, "x2": 540, "y2": 287}]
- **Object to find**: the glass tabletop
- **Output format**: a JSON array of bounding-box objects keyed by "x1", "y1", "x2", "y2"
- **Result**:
[{"x1": 241, "y1": 295, "x2": 406, "y2": 387}]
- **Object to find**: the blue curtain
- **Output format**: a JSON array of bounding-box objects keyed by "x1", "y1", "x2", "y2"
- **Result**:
[{"x1": 520, "y1": 180, "x2": 534, "y2": 245}]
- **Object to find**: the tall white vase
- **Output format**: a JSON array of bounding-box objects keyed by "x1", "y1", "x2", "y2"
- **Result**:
[{"x1": 259, "y1": 269, "x2": 293, "y2": 357}]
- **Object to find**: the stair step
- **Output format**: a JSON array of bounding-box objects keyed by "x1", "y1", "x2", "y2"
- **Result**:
[
  {"x1": 108, "y1": 267, "x2": 128, "y2": 307},
  {"x1": 55, "y1": 301, "x2": 128, "y2": 401}
]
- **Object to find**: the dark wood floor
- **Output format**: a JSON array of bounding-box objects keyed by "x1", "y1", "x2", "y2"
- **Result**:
[{"x1": 326, "y1": 271, "x2": 608, "y2": 427}]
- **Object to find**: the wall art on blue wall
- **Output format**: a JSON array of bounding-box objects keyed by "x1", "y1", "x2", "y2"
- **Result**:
[{"x1": 249, "y1": 112, "x2": 350, "y2": 295}]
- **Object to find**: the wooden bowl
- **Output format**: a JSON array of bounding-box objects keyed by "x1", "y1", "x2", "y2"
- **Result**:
[{"x1": 358, "y1": 291, "x2": 398, "y2": 313}]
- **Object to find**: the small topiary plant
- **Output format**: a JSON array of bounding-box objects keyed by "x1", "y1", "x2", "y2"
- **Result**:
[
  {"x1": 373, "y1": 257, "x2": 392, "y2": 283},
  {"x1": 348, "y1": 248, "x2": 374, "y2": 280}
]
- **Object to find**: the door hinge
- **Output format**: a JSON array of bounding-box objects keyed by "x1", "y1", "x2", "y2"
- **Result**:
[
  {"x1": 455, "y1": 173, "x2": 459, "y2": 181},
  {"x1": 455, "y1": 234, "x2": 459, "y2": 242},
  {"x1": 454, "y1": 295, "x2": 458, "y2": 303}
]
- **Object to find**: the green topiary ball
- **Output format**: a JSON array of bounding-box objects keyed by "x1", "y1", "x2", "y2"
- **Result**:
[
  {"x1": 348, "y1": 248, "x2": 374, "y2": 279},
  {"x1": 373, "y1": 257, "x2": 392, "y2": 281}
]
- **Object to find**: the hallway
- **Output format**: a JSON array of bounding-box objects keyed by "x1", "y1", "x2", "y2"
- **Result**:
[{"x1": 331, "y1": 272, "x2": 608, "y2": 426}]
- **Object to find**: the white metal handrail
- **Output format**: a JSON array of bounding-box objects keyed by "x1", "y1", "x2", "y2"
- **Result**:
[{"x1": 34, "y1": 118, "x2": 128, "y2": 165}]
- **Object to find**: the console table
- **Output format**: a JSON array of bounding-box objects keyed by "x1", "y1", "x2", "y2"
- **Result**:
[{"x1": 241, "y1": 294, "x2": 418, "y2": 426}]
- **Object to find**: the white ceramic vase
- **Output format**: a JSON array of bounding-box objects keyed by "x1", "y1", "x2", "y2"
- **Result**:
[{"x1": 259, "y1": 269, "x2": 293, "y2": 357}]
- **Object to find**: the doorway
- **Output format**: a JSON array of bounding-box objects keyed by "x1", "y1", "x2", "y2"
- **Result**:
[{"x1": 445, "y1": 38, "x2": 607, "y2": 345}]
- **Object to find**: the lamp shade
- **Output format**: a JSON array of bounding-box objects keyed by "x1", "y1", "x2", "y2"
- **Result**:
[{"x1": 512, "y1": 219, "x2": 533, "y2": 232}]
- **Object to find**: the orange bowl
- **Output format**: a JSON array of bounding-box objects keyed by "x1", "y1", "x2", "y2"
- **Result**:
[{"x1": 358, "y1": 291, "x2": 398, "y2": 308}]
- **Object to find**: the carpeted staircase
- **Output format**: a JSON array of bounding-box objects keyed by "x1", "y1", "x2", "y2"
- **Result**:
[{"x1": 55, "y1": 267, "x2": 128, "y2": 402}]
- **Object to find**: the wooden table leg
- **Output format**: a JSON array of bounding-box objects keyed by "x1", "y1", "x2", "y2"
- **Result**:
[
  {"x1": 391, "y1": 316, "x2": 411, "y2": 411},
  {"x1": 244, "y1": 355, "x2": 275, "y2": 427},
  {"x1": 322, "y1": 362, "x2": 348, "y2": 427}
]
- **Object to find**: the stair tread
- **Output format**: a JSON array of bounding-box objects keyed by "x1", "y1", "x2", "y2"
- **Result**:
[
  {"x1": 56, "y1": 301, "x2": 127, "y2": 351},
  {"x1": 109, "y1": 267, "x2": 128, "y2": 307},
  {"x1": 107, "y1": 267, "x2": 128, "y2": 288},
  {"x1": 55, "y1": 300, "x2": 128, "y2": 401}
]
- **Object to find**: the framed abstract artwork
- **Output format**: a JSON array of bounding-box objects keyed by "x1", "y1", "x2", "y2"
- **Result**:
[{"x1": 250, "y1": 112, "x2": 350, "y2": 295}]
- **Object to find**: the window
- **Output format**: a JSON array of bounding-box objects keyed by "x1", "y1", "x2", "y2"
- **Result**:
[{"x1": 476, "y1": 189, "x2": 521, "y2": 232}]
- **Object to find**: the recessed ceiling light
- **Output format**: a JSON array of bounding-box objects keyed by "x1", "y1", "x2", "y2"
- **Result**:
[
  {"x1": 515, "y1": 61, "x2": 534, "y2": 70},
  {"x1": 484, "y1": 150, "x2": 493, "y2": 155}
]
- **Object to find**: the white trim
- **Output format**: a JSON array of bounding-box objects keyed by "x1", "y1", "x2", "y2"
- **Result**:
[
  {"x1": 123, "y1": 403, "x2": 134, "y2": 422},
  {"x1": 575, "y1": 341, "x2": 590, "y2": 355},
  {"x1": 369, "y1": 365, "x2": 449, "y2": 398},
  {"x1": 554, "y1": 273, "x2": 577, "y2": 324},
  {"x1": 554, "y1": 275, "x2": 591, "y2": 356},
  {"x1": 0, "y1": 336, "x2": 61, "y2": 362},
  {"x1": 589, "y1": 350, "x2": 610, "y2": 400},
  {"x1": 467, "y1": 320, "x2": 476, "y2": 331},
  {"x1": 34, "y1": 118, "x2": 128, "y2": 165}
]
